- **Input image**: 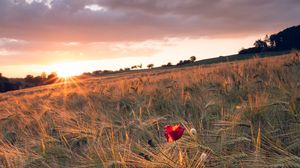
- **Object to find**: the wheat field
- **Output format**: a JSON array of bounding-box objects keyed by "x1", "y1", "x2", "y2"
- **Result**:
[{"x1": 0, "y1": 51, "x2": 300, "y2": 168}]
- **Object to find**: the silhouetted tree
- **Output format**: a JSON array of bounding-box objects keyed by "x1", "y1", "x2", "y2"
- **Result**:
[
  {"x1": 41, "y1": 72, "x2": 47, "y2": 80},
  {"x1": 190, "y1": 56, "x2": 196, "y2": 62},
  {"x1": 264, "y1": 35, "x2": 271, "y2": 47},
  {"x1": 131, "y1": 64, "x2": 142, "y2": 69},
  {"x1": 0, "y1": 74, "x2": 19, "y2": 92},
  {"x1": 177, "y1": 60, "x2": 183, "y2": 65},
  {"x1": 33, "y1": 76, "x2": 43, "y2": 85},
  {"x1": 239, "y1": 25, "x2": 300, "y2": 54},
  {"x1": 177, "y1": 59, "x2": 191, "y2": 66},
  {"x1": 147, "y1": 64, "x2": 154, "y2": 69},
  {"x1": 46, "y1": 72, "x2": 58, "y2": 84},
  {"x1": 162, "y1": 62, "x2": 173, "y2": 67},
  {"x1": 270, "y1": 25, "x2": 300, "y2": 50},
  {"x1": 25, "y1": 75, "x2": 34, "y2": 83},
  {"x1": 103, "y1": 70, "x2": 113, "y2": 73},
  {"x1": 254, "y1": 39, "x2": 267, "y2": 49},
  {"x1": 131, "y1": 65, "x2": 137, "y2": 69},
  {"x1": 92, "y1": 70, "x2": 103, "y2": 76},
  {"x1": 0, "y1": 82, "x2": 18, "y2": 92},
  {"x1": 0, "y1": 74, "x2": 8, "y2": 82}
]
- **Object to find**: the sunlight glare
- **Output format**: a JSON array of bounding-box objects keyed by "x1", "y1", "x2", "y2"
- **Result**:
[{"x1": 46, "y1": 62, "x2": 83, "y2": 78}]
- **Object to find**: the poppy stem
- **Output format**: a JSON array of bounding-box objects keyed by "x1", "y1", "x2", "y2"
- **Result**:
[
  {"x1": 175, "y1": 141, "x2": 183, "y2": 167},
  {"x1": 156, "y1": 143, "x2": 177, "y2": 165}
]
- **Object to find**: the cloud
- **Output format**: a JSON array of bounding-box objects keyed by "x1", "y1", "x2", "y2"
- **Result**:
[
  {"x1": 0, "y1": 0, "x2": 299, "y2": 42},
  {"x1": 0, "y1": 49, "x2": 20, "y2": 56},
  {"x1": 84, "y1": 4, "x2": 107, "y2": 12},
  {"x1": 0, "y1": 38, "x2": 178, "y2": 65},
  {"x1": 1, "y1": 0, "x2": 300, "y2": 71}
]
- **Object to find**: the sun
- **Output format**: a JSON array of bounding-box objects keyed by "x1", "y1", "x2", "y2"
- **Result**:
[
  {"x1": 46, "y1": 62, "x2": 83, "y2": 78},
  {"x1": 57, "y1": 67, "x2": 77, "y2": 78}
]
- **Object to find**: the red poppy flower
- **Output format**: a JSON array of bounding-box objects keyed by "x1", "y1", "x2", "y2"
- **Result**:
[{"x1": 164, "y1": 124, "x2": 185, "y2": 142}]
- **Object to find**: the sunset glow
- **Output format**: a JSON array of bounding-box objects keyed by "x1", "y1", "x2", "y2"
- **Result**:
[
  {"x1": 1, "y1": 1, "x2": 300, "y2": 167},
  {"x1": 46, "y1": 62, "x2": 84, "y2": 78},
  {"x1": 1, "y1": 36, "x2": 264, "y2": 78},
  {"x1": 0, "y1": 0, "x2": 299, "y2": 78}
]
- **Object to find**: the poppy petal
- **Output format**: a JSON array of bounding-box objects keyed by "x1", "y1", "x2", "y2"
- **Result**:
[{"x1": 164, "y1": 124, "x2": 185, "y2": 143}]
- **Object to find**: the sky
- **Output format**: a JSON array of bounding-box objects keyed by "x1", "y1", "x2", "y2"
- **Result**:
[{"x1": 0, "y1": 0, "x2": 299, "y2": 77}]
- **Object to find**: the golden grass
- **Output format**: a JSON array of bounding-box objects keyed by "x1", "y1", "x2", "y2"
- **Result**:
[{"x1": 0, "y1": 51, "x2": 300, "y2": 167}]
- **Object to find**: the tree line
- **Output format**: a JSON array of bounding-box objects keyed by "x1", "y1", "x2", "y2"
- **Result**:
[
  {"x1": 239, "y1": 25, "x2": 300, "y2": 54},
  {"x1": 0, "y1": 73, "x2": 20, "y2": 93},
  {"x1": 0, "y1": 72, "x2": 59, "y2": 93},
  {"x1": 1, "y1": 55, "x2": 198, "y2": 93},
  {"x1": 84, "y1": 56, "x2": 197, "y2": 77}
]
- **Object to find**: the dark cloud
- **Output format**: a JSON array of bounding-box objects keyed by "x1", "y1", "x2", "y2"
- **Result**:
[{"x1": 0, "y1": 0, "x2": 299, "y2": 42}]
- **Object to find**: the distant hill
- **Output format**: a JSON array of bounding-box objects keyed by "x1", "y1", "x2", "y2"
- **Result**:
[
  {"x1": 239, "y1": 25, "x2": 300, "y2": 54},
  {"x1": 1, "y1": 25, "x2": 299, "y2": 93},
  {"x1": 173, "y1": 50, "x2": 291, "y2": 69},
  {"x1": 0, "y1": 50, "x2": 295, "y2": 93}
]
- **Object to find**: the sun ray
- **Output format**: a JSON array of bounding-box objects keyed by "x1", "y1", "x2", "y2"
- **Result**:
[{"x1": 46, "y1": 62, "x2": 84, "y2": 79}]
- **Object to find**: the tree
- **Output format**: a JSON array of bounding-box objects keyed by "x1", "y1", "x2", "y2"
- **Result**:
[
  {"x1": 239, "y1": 25, "x2": 300, "y2": 54},
  {"x1": 47, "y1": 72, "x2": 58, "y2": 80},
  {"x1": 33, "y1": 76, "x2": 43, "y2": 85},
  {"x1": 162, "y1": 62, "x2": 173, "y2": 67},
  {"x1": 190, "y1": 56, "x2": 196, "y2": 62},
  {"x1": 147, "y1": 64, "x2": 154, "y2": 69},
  {"x1": 41, "y1": 72, "x2": 47, "y2": 80},
  {"x1": 264, "y1": 35, "x2": 271, "y2": 47},
  {"x1": 0, "y1": 81, "x2": 18, "y2": 93},
  {"x1": 92, "y1": 70, "x2": 102, "y2": 76},
  {"x1": 25, "y1": 75, "x2": 34, "y2": 83},
  {"x1": 254, "y1": 39, "x2": 267, "y2": 49},
  {"x1": 0, "y1": 73, "x2": 8, "y2": 82},
  {"x1": 47, "y1": 72, "x2": 58, "y2": 84},
  {"x1": 177, "y1": 60, "x2": 183, "y2": 66}
]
